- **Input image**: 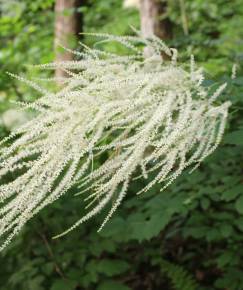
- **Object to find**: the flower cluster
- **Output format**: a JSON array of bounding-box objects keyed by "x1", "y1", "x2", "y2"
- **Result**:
[{"x1": 0, "y1": 33, "x2": 230, "y2": 250}]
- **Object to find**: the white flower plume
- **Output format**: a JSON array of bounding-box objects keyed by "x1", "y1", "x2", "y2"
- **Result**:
[{"x1": 0, "y1": 33, "x2": 230, "y2": 251}]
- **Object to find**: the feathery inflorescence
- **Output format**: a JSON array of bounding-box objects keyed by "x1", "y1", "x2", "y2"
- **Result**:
[{"x1": 0, "y1": 34, "x2": 230, "y2": 250}]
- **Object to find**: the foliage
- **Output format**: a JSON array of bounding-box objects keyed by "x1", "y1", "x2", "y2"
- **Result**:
[
  {"x1": 0, "y1": 0, "x2": 54, "y2": 100},
  {"x1": 159, "y1": 259, "x2": 199, "y2": 290},
  {"x1": 83, "y1": 0, "x2": 140, "y2": 51},
  {"x1": 0, "y1": 0, "x2": 243, "y2": 290},
  {"x1": 168, "y1": 0, "x2": 243, "y2": 73}
]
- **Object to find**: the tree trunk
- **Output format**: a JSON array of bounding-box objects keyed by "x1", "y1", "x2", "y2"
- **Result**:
[
  {"x1": 54, "y1": 0, "x2": 83, "y2": 80},
  {"x1": 139, "y1": 0, "x2": 172, "y2": 39}
]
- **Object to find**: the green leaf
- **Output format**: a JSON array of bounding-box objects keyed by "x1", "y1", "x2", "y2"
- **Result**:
[
  {"x1": 200, "y1": 198, "x2": 210, "y2": 210},
  {"x1": 41, "y1": 262, "x2": 54, "y2": 275},
  {"x1": 184, "y1": 226, "x2": 208, "y2": 239},
  {"x1": 220, "y1": 224, "x2": 233, "y2": 238},
  {"x1": 129, "y1": 212, "x2": 171, "y2": 242},
  {"x1": 216, "y1": 251, "x2": 235, "y2": 267},
  {"x1": 97, "y1": 259, "x2": 130, "y2": 276},
  {"x1": 221, "y1": 185, "x2": 243, "y2": 201},
  {"x1": 236, "y1": 195, "x2": 243, "y2": 214},
  {"x1": 99, "y1": 217, "x2": 126, "y2": 238},
  {"x1": 206, "y1": 228, "x2": 221, "y2": 241},
  {"x1": 50, "y1": 280, "x2": 76, "y2": 290},
  {"x1": 224, "y1": 130, "x2": 243, "y2": 145},
  {"x1": 234, "y1": 217, "x2": 243, "y2": 231}
]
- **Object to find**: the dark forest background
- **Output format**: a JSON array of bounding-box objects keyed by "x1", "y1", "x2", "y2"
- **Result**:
[{"x1": 0, "y1": 0, "x2": 243, "y2": 289}]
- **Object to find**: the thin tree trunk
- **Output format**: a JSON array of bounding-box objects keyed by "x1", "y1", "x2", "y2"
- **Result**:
[
  {"x1": 139, "y1": 0, "x2": 172, "y2": 39},
  {"x1": 54, "y1": 0, "x2": 83, "y2": 80}
]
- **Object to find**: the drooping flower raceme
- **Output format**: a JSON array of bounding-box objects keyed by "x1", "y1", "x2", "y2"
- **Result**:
[{"x1": 0, "y1": 34, "x2": 230, "y2": 251}]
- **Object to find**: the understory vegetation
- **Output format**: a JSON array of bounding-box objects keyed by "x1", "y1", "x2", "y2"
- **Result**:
[{"x1": 0, "y1": 1, "x2": 243, "y2": 290}]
